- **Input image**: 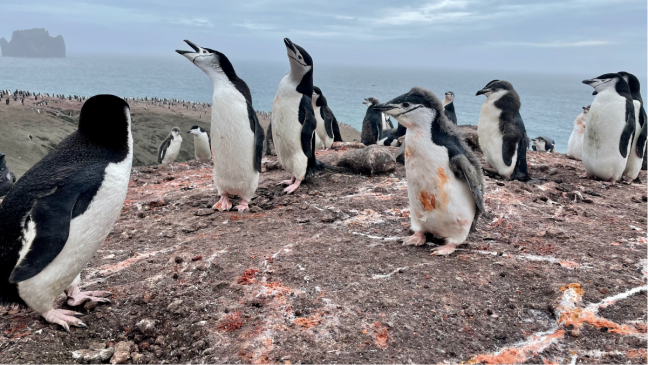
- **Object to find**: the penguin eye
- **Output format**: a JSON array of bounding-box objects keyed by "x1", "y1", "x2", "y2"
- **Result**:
[
  {"x1": 298, "y1": 55, "x2": 302, "y2": 60},
  {"x1": 402, "y1": 102, "x2": 410, "y2": 108},
  {"x1": 203, "y1": 50, "x2": 207, "y2": 54}
]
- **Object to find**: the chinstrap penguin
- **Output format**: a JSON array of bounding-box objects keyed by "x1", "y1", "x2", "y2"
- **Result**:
[
  {"x1": 476, "y1": 80, "x2": 530, "y2": 181},
  {"x1": 361, "y1": 97, "x2": 383, "y2": 145},
  {"x1": 374, "y1": 87, "x2": 486, "y2": 256},
  {"x1": 0, "y1": 150, "x2": 16, "y2": 197},
  {"x1": 311, "y1": 86, "x2": 335, "y2": 150},
  {"x1": 177, "y1": 40, "x2": 264, "y2": 211},
  {"x1": 378, "y1": 122, "x2": 407, "y2": 147},
  {"x1": 618, "y1": 71, "x2": 647, "y2": 182},
  {"x1": 582, "y1": 73, "x2": 635, "y2": 183},
  {"x1": 442, "y1": 91, "x2": 458, "y2": 125},
  {"x1": 187, "y1": 125, "x2": 212, "y2": 160},
  {"x1": 158, "y1": 127, "x2": 183, "y2": 164},
  {"x1": 531, "y1": 136, "x2": 555, "y2": 153},
  {"x1": 566, "y1": 105, "x2": 590, "y2": 160},
  {"x1": 0, "y1": 94, "x2": 132, "y2": 330}
]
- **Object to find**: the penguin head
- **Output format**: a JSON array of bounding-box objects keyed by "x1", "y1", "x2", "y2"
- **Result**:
[
  {"x1": 617, "y1": 71, "x2": 641, "y2": 95},
  {"x1": 582, "y1": 73, "x2": 623, "y2": 95},
  {"x1": 476, "y1": 80, "x2": 514, "y2": 98},
  {"x1": 176, "y1": 40, "x2": 238, "y2": 82},
  {"x1": 283, "y1": 38, "x2": 313, "y2": 77},
  {"x1": 187, "y1": 125, "x2": 206, "y2": 136},
  {"x1": 363, "y1": 97, "x2": 380, "y2": 107},
  {"x1": 78, "y1": 95, "x2": 131, "y2": 152},
  {"x1": 444, "y1": 91, "x2": 455, "y2": 103},
  {"x1": 312, "y1": 86, "x2": 322, "y2": 103},
  {"x1": 170, "y1": 127, "x2": 182, "y2": 139},
  {"x1": 582, "y1": 105, "x2": 591, "y2": 114},
  {"x1": 373, "y1": 87, "x2": 441, "y2": 129}
]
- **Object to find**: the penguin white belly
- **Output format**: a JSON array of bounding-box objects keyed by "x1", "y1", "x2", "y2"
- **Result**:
[
  {"x1": 583, "y1": 92, "x2": 629, "y2": 181},
  {"x1": 314, "y1": 107, "x2": 333, "y2": 149},
  {"x1": 17, "y1": 149, "x2": 132, "y2": 314},
  {"x1": 272, "y1": 79, "x2": 308, "y2": 180},
  {"x1": 478, "y1": 102, "x2": 517, "y2": 178},
  {"x1": 405, "y1": 131, "x2": 476, "y2": 244},
  {"x1": 211, "y1": 88, "x2": 258, "y2": 201},
  {"x1": 623, "y1": 100, "x2": 642, "y2": 180},
  {"x1": 162, "y1": 138, "x2": 182, "y2": 164},
  {"x1": 566, "y1": 115, "x2": 586, "y2": 160},
  {"x1": 194, "y1": 134, "x2": 211, "y2": 160}
]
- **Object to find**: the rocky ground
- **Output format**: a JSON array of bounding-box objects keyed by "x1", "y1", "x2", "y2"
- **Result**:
[{"x1": 0, "y1": 140, "x2": 646, "y2": 364}]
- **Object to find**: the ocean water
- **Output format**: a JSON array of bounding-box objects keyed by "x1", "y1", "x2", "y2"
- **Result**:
[{"x1": 1, "y1": 55, "x2": 646, "y2": 153}]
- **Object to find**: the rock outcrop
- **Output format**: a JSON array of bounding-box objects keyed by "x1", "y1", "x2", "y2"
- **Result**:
[{"x1": 0, "y1": 28, "x2": 65, "y2": 58}]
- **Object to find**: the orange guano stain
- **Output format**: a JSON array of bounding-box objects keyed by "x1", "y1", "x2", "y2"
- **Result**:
[
  {"x1": 467, "y1": 331, "x2": 565, "y2": 364},
  {"x1": 418, "y1": 191, "x2": 436, "y2": 211},
  {"x1": 370, "y1": 322, "x2": 391, "y2": 348}
]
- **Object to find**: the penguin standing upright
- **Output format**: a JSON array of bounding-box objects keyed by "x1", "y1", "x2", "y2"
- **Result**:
[
  {"x1": 582, "y1": 73, "x2": 635, "y2": 183},
  {"x1": 311, "y1": 86, "x2": 335, "y2": 150},
  {"x1": 566, "y1": 105, "x2": 590, "y2": 160},
  {"x1": 618, "y1": 72, "x2": 647, "y2": 182},
  {"x1": 157, "y1": 127, "x2": 183, "y2": 164},
  {"x1": 374, "y1": 87, "x2": 485, "y2": 256},
  {"x1": 187, "y1": 125, "x2": 212, "y2": 160},
  {"x1": 0, "y1": 95, "x2": 131, "y2": 330},
  {"x1": 476, "y1": 80, "x2": 530, "y2": 181},
  {"x1": 442, "y1": 91, "x2": 458, "y2": 124},
  {"x1": 0, "y1": 149, "x2": 16, "y2": 196},
  {"x1": 361, "y1": 97, "x2": 383, "y2": 145},
  {"x1": 177, "y1": 40, "x2": 264, "y2": 211}
]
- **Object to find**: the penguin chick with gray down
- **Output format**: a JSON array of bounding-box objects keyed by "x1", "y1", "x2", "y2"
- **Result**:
[
  {"x1": 618, "y1": 71, "x2": 647, "y2": 182},
  {"x1": 442, "y1": 91, "x2": 458, "y2": 125},
  {"x1": 361, "y1": 97, "x2": 383, "y2": 145},
  {"x1": 0, "y1": 95, "x2": 132, "y2": 330},
  {"x1": 187, "y1": 125, "x2": 211, "y2": 160},
  {"x1": 311, "y1": 86, "x2": 336, "y2": 149},
  {"x1": 177, "y1": 40, "x2": 264, "y2": 211},
  {"x1": 476, "y1": 80, "x2": 530, "y2": 181},
  {"x1": 582, "y1": 73, "x2": 635, "y2": 184},
  {"x1": 158, "y1": 127, "x2": 183, "y2": 164},
  {"x1": 531, "y1": 136, "x2": 555, "y2": 153},
  {"x1": 374, "y1": 87, "x2": 486, "y2": 256},
  {"x1": 0, "y1": 150, "x2": 16, "y2": 197},
  {"x1": 566, "y1": 105, "x2": 590, "y2": 160}
]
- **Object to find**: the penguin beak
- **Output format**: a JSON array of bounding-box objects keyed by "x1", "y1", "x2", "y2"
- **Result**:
[
  {"x1": 284, "y1": 38, "x2": 296, "y2": 53},
  {"x1": 582, "y1": 79, "x2": 594, "y2": 85},
  {"x1": 373, "y1": 104, "x2": 395, "y2": 112},
  {"x1": 176, "y1": 40, "x2": 202, "y2": 62},
  {"x1": 475, "y1": 89, "x2": 488, "y2": 96}
]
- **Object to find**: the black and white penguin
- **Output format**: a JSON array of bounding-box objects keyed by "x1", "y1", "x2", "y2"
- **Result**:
[
  {"x1": 0, "y1": 150, "x2": 16, "y2": 197},
  {"x1": 374, "y1": 87, "x2": 485, "y2": 256},
  {"x1": 157, "y1": 127, "x2": 183, "y2": 164},
  {"x1": 377, "y1": 123, "x2": 407, "y2": 147},
  {"x1": 311, "y1": 86, "x2": 335, "y2": 149},
  {"x1": 566, "y1": 105, "x2": 590, "y2": 160},
  {"x1": 382, "y1": 113, "x2": 394, "y2": 130},
  {"x1": 476, "y1": 80, "x2": 530, "y2": 181},
  {"x1": 177, "y1": 40, "x2": 264, "y2": 211},
  {"x1": 187, "y1": 125, "x2": 212, "y2": 160},
  {"x1": 531, "y1": 136, "x2": 555, "y2": 153},
  {"x1": 618, "y1": 72, "x2": 647, "y2": 182},
  {"x1": 442, "y1": 91, "x2": 458, "y2": 125},
  {"x1": 0, "y1": 94, "x2": 131, "y2": 330},
  {"x1": 582, "y1": 73, "x2": 635, "y2": 183},
  {"x1": 361, "y1": 97, "x2": 383, "y2": 145},
  {"x1": 264, "y1": 123, "x2": 276, "y2": 156}
]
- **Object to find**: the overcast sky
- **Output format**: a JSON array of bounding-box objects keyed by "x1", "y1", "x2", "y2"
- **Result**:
[{"x1": 1, "y1": 0, "x2": 646, "y2": 75}]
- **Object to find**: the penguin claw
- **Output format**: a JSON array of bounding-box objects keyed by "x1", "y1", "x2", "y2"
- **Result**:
[
  {"x1": 283, "y1": 179, "x2": 302, "y2": 194},
  {"x1": 42, "y1": 308, "x2": 86, "y2": 331},
  {"x1": 430, "y1": 244, "x2": 458, "y2": 256},
  {"x1": 213, "y1": 195, "x2": 232, "y2": 211},
  {"x1": 403, "y1": 232, "x2": 426, "y2": 246}
]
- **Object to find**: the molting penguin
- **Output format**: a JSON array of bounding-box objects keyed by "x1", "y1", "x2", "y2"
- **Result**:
[
  {"x1": 582, "y1": 73, "x2": 635, "y2": 183},
  {"x1": 158, "y1": 127, "x2": 183, "y2": 164},
  {"x1": 0, "y1": 94, "x2": 131, "y2": 330},
  {"x1": 0, "y1": 150, "x2": 16, "y2": 197},
  {"x1": 187, "y1": 125, "x2": 212, "y2": 160},
  {"x1": 442, "y1": 91, "x2": 458, "y2": 125},
  {"x1": 311, "y1": 86, "x2": 335, "y2": 149},
  {"x1": 177, "y1": 40, "x2": 264, "y2": 211},
  {"x1": 566, "y1": 105, "x2": 590, "y2": 160},
  {"x1": 361, "y1": 97, "x2": 383, "y2": 145},
  {"x1": 476, "y1": 80, "x2": 530, "y2": 181},
  {"x1": 374, "y1": 87, "x2": 485, "y2": 256},
  {"x1": 531, "y1": 136, "x2": 555, "y2": 153},
  {"x1": 618, "y1": 71, "x2": 647, "y2": 182}
]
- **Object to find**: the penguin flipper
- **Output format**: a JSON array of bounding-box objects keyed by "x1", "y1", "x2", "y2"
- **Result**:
[
  {"x1": 298, "y1": 95, "x2": 317, "y2": 169},
  {"x1": 510, "y1": 113, "x2": 530, "y2": 181},
  {"x1": 322, "y1": 108, "x2": 334, "y2": 139},
  {"x1": 248, "y1": 103, "x2": 264, "y2": 173},
  {"x1": 636, "y1": 108, "x2": 647, "y2": 158},
  {"x1": 619, "y1": 99, "x2": 636, "y2": 158},
  {"x1": 450, "y1": 154, "x2": 486, "y2": 215},
  {"x1": 330, "y1": 110, "x2": 343, "y2": 142},
  {"x1": 158, "y1": 136, "x2": 172, "y2": 164}
]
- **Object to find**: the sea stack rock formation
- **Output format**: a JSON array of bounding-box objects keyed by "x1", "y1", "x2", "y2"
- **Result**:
[{"x1": 0, "y1": 28, "x2": 66, "y2": 58}]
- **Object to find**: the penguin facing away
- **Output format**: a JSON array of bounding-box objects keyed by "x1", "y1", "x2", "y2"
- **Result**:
[
  {"x1": 0, "y1": 94, "x2": 132, "y2": 330},
  {"x1": 374, "y1": 87, "x2": 486, "y2": 256},
  {"x1": 531, "y1": 136, "x2": 555, "y2": 153},
  {"x1": 177, "y1": 40, "x2": 264, "y2": 211},
  {"x1": 566, "y1": 105, "x2": 590, "y2": 160},
  {"x1": 361, "y1": 97, "x2": 383, "y2": 145},
  {"x1": 0, "y1": 150, "x2": 16, "y2": 197},
  {"x1": 618, "y1": 71, "x2": 647, "y2": 182},
  {"x1": 582, "y1": 73, "x2": 635, "y2": 183},
  {"x1": 158, "y1": 127, "x2": 183, "y2": 164},
  {"x1": 442, "y1": 91, "x2": 458, "y2": 125},
  {"x1": 311, "y1": 86, "x2": 334, "y2": 149},
  {"x1": 187, "y1": 125, "x2": 212, "y2": 160},
  {"x1": 476, "y1": 80, "x2": 530, "y2": 181}
]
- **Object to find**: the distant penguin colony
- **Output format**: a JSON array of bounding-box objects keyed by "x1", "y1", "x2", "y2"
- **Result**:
[
  {"x1": 187, "y1": 125, "x2": 212, "y2": 160},
  {"x1": 0, "y1": 95, "x2": 131, "y2": 330},
  {"x1": 476, "y1": 80, "x2": 530, "y2": 181},
  {"x1": 442, "y1": 91, "x2": 458, "y2": 124},
  {"x1": 566, "y1": 105, "x2": 590, "y2": 160},
  {"x1": 157, "y1": 127, "x2": 183, "y2": 164},
  {"x1": 531, "y1": 136, "x2": 555, "y2": 153},
  {"x1": 360, "y1": 97, "x2": 384, "y2": 145},
  {"x1": 618, "y1": 72, "x2": 647, "y2": 182}
]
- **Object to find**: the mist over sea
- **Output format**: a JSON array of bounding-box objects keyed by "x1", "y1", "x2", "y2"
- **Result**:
[{"x1": 1, "y1": 55, "x2": 646, "y2": 153}]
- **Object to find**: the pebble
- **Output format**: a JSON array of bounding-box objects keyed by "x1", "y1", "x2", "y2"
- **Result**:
[
  {"x1": 135, "y1": 318, "x2": 156, "y2": 336},
  {"x1": 110, "y1": 341, "x2": 133, "y2": 364},
  {"x1": 195, "y1": 208, "x2": 213, "y2": 216}
]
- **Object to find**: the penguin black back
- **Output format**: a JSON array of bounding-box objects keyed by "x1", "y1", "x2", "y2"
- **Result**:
[{"x1": 361, "y1": 97, "x2": 383, "y2": 145}]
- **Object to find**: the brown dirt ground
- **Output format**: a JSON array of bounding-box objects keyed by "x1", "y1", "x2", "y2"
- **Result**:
[{"x1": 0, "y1": 140, "x2": 646, "y2": 364}]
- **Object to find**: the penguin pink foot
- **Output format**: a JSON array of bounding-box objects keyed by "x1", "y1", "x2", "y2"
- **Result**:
[
  {"x1": 283, "y1": 179, "x2": 302, "y2": 194},
  {"x1": 431, "y1": 243, "x2": 458, "y2": 256},
  {"x1": 65, "y1": 285, "x2": 112, "y2": 306},
  {"x1": 235, "y1": 199, "x2": 249, "y2": 212},
  {"x1": 42, "y1": 308, "x2": 85, "y2": 332},
  {"x1": 213, "y1": 194, "x2": 232, "y2": 211},
  {"x1": 403, "y1": 231, "x2": 426, "y2": 246},
  {"x1": 278, "y1": 177, "x2": 295, "y2": 186}
]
